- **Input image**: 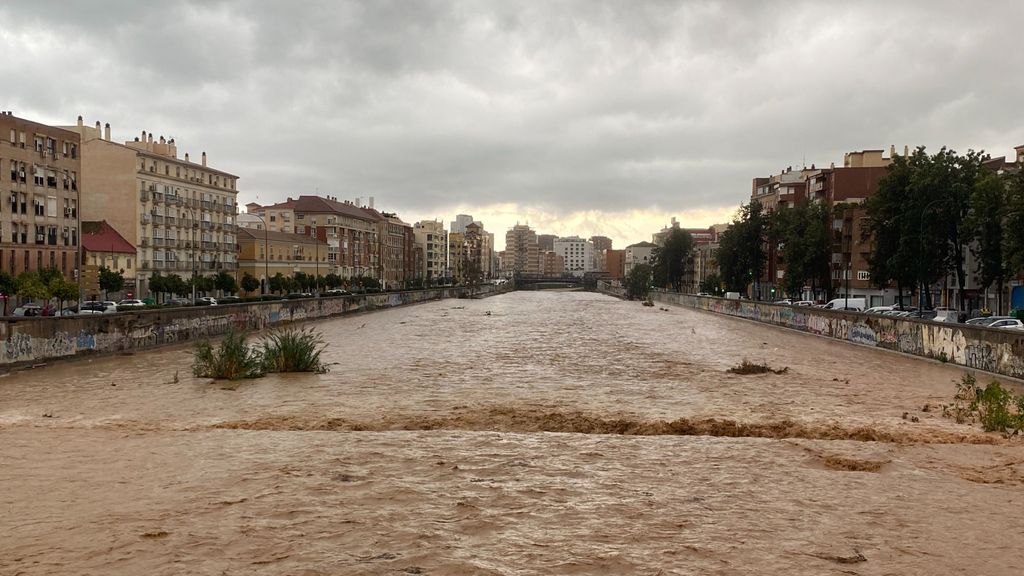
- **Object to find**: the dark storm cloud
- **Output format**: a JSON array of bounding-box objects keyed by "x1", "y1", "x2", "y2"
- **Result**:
[{"x1": 2, "y1": 0, "x2": 1022, "y2": 232}]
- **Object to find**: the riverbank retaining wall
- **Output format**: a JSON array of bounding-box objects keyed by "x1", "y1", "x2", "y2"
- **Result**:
[
  {"x1": 0, "y1": 285, "x2": 503, "y2": 371},
  {"x1": 618, "y1": 288, "x2": 1024, "y2": 380}
]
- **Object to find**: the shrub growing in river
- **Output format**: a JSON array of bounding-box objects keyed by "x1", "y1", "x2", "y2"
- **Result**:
[
  {"x1": 192, "y1": 331, "x2": 266, "y2": 380},
  {"x1": 260, "y1": 327, "x2": 329, "y2": 374},
  {"x1": 943, "y1": 372, "x2": 1024, "y2": 434}
]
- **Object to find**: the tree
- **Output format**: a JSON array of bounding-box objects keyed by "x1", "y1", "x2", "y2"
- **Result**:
[
  {"x1": 966, "y1": 171, "x2": 1008, "y2": 312},
  {"x1": 268, "y1": 272, "x2": 287, "y2": 294},
  {"x1": 98, "y1": 266, "x2": 125, "y2": 300},
  {"x1": 1004, "y1": 167, "x2": 1024, "y2": 290},
  {"x1": 149, "y1": 273, "x2": 168, "y2": 303},
  {"x1": 163, "y1": 274, "x2": 189, "y2": 297},
  {"x1": 49, "y1": 275, "x2": 78, "y2": 312},
  {"x1": 624, "y1": 264, "x2": 652, "y2": 300},
  {"x1": 0, "y1": 271, "x2": 14, "y2": 315},
  {"x1": 189, "y1": 274, "x2": 214, "y2": 295},
  {"x1": 214, "y1": 271, "x2": 238, "y2": 295},
  {"x1": 461, "y1": 257, "x2": 483, "y2": 289},
  {"x1": 773, "y1": 201, "x2": 832, "y2": 300},
  {"x1": 324, "y1": 273, "x2": 342, "y2": 289},
  {"x1": 241, "y1": 272, "x2": 260, "y2": 295},
  {"x1": 651, "y1": 229, "x2": 694, "y2": 292},
  {"x1": 15, "y1": 272, "x2": 50, "y2": 301},
  {"x1": 716, "y1": 200, "x2": 767, "y2": 294},
  {"x1": 699, "y1": 273, "x2": 722, "y2": 295}
]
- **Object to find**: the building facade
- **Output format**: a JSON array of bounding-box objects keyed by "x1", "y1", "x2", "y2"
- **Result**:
[
  {"x1": 504, "y1": 223, "x2": 539, "y2": 275},
  {"x1": 237, "y1": 227, "x2": 328, "y2": 292},
  {"x1": 624, "y1": 241, "x2": 657, "y2": 276},
  {"x1": 64, "y1": 119, "x2": 239, "y2": 298},
  {"x1": 413, "y1": 219, "x2": 448, "y2": 282},
  {"x1": 553, "y1": 236, "x2": 595, "y2": 277},
  {"x1": 0, "y1": 112, "x2": 82, "y2": 280},
  {"x1": 80, "y1": 220, "x2": 135, "y2": 299}
]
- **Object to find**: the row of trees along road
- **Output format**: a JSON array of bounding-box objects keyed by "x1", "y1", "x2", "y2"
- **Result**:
[
  {"x1": 714, "y1": 147, "x2": 1024, "y2": 312},
  {"x1": 0, "y1": 267, "x2": 80, "y2": 315},
  {"x1": 863, "y1": 147, "x2": 1024, "y2": 313},
  {"x1": 623, "y1": 228, "x2": 695, "y2": 300}
]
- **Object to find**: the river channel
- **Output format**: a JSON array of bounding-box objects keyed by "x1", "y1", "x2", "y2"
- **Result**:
[{"x1": 1, "y1": 291, "x2": 1022, "y2": 575}]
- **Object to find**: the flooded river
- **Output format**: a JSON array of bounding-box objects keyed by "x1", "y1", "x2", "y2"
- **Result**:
[{"x1": 1, "y1": 291, "x2": 1022, "y2": 575}]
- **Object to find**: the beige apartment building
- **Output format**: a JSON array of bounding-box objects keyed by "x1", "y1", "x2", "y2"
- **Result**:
[
  {"x1": 61, "y1": 118, "x2": 239, "y2": 297},
  {"x1": 413, "y1": 219, "x2": 448, "y2": 282},
  {"x1": 236, "y1": 227, "x2": 327, "y2": 292},
  {"x1": 504, "y1": 223, "x2": 540, "y2": 275},
  {"x1": 0, "y1": 112, "x2": 82, "y2": 280},
  {"x1": 248, "y1": 196, "x2": 380, "y2": 280}
]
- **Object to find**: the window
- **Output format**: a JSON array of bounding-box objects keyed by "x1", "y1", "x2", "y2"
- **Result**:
[{"x1": 33, "y1": 165, "x2": 45, "y2": 186}]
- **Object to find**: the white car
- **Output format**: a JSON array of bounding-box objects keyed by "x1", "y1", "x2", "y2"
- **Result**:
[
  {"x1": 117, "y1": 299, "x2": 146, "y2": 309},
  {"x1": 864, "y1": 306, "x2": 893, "y2": 314},
  {"x1": 988, "y1": 318, "x2": 1024, "y2": 330},
  {"x1": 81, "y1": 301, "x2": 118, "y2": 314}
]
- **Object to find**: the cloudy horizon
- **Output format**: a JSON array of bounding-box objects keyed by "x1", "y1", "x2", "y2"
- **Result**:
[{"x1": 3, "y1": 0, "x2": 1022, "y2": 249}]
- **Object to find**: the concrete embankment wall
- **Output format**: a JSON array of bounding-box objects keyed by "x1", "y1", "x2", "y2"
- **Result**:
[
  {"x1": 0, "y1": 285, "x2": 502, "y2": 371},
  {"x1": 603, "y1": 285, "x2": 1024, "y2": 380}
]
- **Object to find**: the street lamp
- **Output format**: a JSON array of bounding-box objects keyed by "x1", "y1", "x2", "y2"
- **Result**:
[{"x1": 249, "y1": 212, "x2": 270, "y2": 294}]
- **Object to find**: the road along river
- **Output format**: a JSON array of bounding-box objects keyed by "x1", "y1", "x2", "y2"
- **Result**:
[{"x1": 1, "y1": 291, "x2": 1022, "y2": 575}]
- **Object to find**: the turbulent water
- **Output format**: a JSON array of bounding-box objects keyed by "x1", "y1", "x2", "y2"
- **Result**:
[{"x1": 1, "y1": 291, "x2": 1022, "y2": 575}]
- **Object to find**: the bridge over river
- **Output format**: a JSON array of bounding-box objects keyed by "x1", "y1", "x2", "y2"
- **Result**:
[{"x1": 1, "y1": 291, "x2": 1021, "y2": 574}]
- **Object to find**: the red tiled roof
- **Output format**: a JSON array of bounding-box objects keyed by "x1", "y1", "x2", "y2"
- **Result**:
[{"x1": 81, "y1": 221, "x2": 136, "y2": 253}]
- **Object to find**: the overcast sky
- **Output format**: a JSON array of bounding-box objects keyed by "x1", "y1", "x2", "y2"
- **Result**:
[{"x1": 3, "y1": 1, "x2": 1022, "y2": 249}]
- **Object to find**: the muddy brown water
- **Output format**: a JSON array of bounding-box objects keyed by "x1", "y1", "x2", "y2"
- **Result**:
[{"x1": 1, "y1": 291, "x2": 1022, "y2": 575}]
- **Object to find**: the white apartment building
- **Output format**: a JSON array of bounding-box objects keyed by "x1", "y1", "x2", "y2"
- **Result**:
[{"x1": 553, "y1": 236, "x2": 595, "y2": 277}]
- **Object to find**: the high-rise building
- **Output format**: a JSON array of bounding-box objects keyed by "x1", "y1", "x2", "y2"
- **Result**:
[
  {"x1": 0, "y1": 112, "x2": 82, "y2": 281},
  {"x1": 553, "y1": 236, "x2": 595, "y2": 277},
  {"x1": 63, "y1": 118, "x2": 239, "y2": 298},
  {"x1": 450, "y1": 214, "x2": 474, "y2": 234},
  {"x1": 504, "y1": 223, "x2": 539, "y2": 274},
  {"x1": 413, "y1": 220, "x2": 448, "y2": 282},
  {"x1": 537, "y1": 234, "x2": 557, "y2": 253}
]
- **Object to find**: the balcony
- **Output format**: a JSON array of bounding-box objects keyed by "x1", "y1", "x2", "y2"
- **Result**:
[
  {"x1": 153, "y1": 192, "x2": 164, "y2": 203},
  {"x1": 139, "y1": 191, "x2": 150, "y2": 202},
  {"x1": 153, "y1": 215, "x2": 165, "y2": 224}
]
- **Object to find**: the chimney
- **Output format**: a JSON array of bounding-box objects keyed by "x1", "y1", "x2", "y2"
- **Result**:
[
  {"x1": 830, "y1": 162, "x2": 835, "y2": 169},
  {"x1": 904, "y1": 145, "x2": 909, "y2": 156},
  {"x1": 77, "y1": 115, "x2": 83, "y2": 127},
  {"x1": 185, "y1": 152, "x2": 190, "y2": 162},
  {"x1": 147, "y1": 132, "x2": 153, "y2": 143},
  {"x1": 95, "y1": 121, "x2": 101, "y2": 138},
  {"x1": 104, "y1": 123, "x2": 110, "y2": 141},
  {"x1": 159, "y1": 135, "x2": 165, "y2": 144},
  {"x1": 201, "y1": 151, "x2": 207, "y2": 166},
  {"x1": 890, "y1": 144, "x2": 896, "y2": 157},
  {"x1": 368, "y1": 196, "x2": 374, "y2": 209}
]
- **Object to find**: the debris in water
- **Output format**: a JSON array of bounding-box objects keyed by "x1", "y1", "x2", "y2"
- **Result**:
[{"x1": 727, "y1": 360, "x2": 789, "y2": 375}]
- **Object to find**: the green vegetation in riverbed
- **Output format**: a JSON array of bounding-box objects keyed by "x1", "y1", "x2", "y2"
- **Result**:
[
  {"x1": 192, "y1": 331, "x2": 265, "y2": 380},
  {"x1": 260, "y1": 327, "x2": 329, "y2": 374},
  {"x1": 943, "y1": 372, "x2": 1024, "y2": 435},
  {"x1": 191, "y1": 327, "x2": 329, "y2": 380},
  {"x1": 727, "y1": 359, "x2": 789, "y2": 375}
]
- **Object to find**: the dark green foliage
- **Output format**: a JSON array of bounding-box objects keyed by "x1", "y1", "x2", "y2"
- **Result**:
[
  {"x1": 624, "y1": 263, "x2": 652, "y2": 300},
  {"x1": 268, "y1": 272, "x2": 287, "y2": 294},
  {"x1": 324, "y1": 273, "x2": 343, "y2": 289},
  {"x1": 717, "y1": 200, "x2": 767, "y2": 293},
  {"x1": 651, "y1": 228, "x2": 694, "y2": 292},
  {"x1": 944, "y1": 372, "x2": 1024, "y2": 433},
  {"x1": 214, "y1": 271, "x2": 238, "y2": 294},
  {"x1": 773, "y1": 201, "x2": 832, "y2": 298},
  {"x1": 98, "y1": 266, "x2": 124, "y2": 298},
  {"x1": 698, "y1": 273, "x2": 722, "y2": 295},
  {"x1": 260, "y1": 327, "x2": 329, "y2": 374},
  {"x1": 192, "y1": 331, "x2": 266, "y2": 380},
  {"x1": 240, "y1": 272, "x2": 260, "y2": 294}
]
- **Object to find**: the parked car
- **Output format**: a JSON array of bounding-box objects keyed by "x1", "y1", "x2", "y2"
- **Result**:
[
  {"x1": 966, "y1": 316, "x2": 1009, "y2": 327},
  {"x1": 164, "y1": 297, "x2": 192, "y2": 307},
  {"x1": 193, "y1": 297, "x2": 218, "y2": 306},
  {"x1": 80, "y1": 301, "x2": 118, "y2": 314},
  {"x1": 12, "y1": 303, "x2": 43, "y2": 317},
  {"x1": 792, "y1": 300, "x2": 815, "y2": 307},
  {"x1": 286, "y1": 292, "x2": 313, "y2": 299},
  {"x1": 864, "y1": 306, "x2": 894, "y2": 314},
  {"x1": 773, "y1": 299, "x2": 792, "y2": 305},
  {"x1": 117, "y1": 299, "x2": 146, "y2": 309},
  {"x1": 696, "y1": 292, "x2": 711, "y2": 296},
  {"x1": 323, "y1": 289, "x2": 352, "y2": 296},
  {"x1": 988, "y1": 318, "x2": 1024, "y2": 330},
  {"x1": 218, "y1": 295, "x2": 242, "y2": 304}
]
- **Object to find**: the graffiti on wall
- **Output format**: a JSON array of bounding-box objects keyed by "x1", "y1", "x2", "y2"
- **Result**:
[
  {"x1": 663, "y1": 293, "x2": 1024, "y2": 380},
  {"x1": 0, "y1": 285, "x2": 500, "y2": 368}
]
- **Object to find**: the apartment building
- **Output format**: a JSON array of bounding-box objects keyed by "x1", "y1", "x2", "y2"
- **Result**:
[
  {"x1": 450, "y1": 221, "x2": 485, "y2": 283},
  {"x1": 413, "y1": 220, "x2": 448, "y2": 282},
  {"x1": 250, "y1": 196, "x2": 379, "y2": 280},
  {"x1": 604, "y1": 249, "x2": 625, "y2": 279},
  {"x1": 504, "y1": 223, "x2": 539, "y2": 275},
  {"x1": 0, "y1": 112, "x2": 81, "y2": 279},
  {"x1": 237, "y1": 227, "x2": 328, "y2": 291},
  {"x1": 624, "y1": 241, "x2": 657, "y2": 276},
  {"x1": 375, "y1": 210, "x2": 415, "y2": 289},
  {"x1": 62, "y1": 118, "x2": 239, "y2": 298},
  {"x1": 553, "y1": 236, "x2": 595, "y2": 277},
  {"x1": 541, "y1": 250, "x2": 565, "y2": 276}
]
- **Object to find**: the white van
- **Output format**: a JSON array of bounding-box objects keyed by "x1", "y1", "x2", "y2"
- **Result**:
[{"x1": 823, "y1": 298, "x2": 866, "y2": 312}]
